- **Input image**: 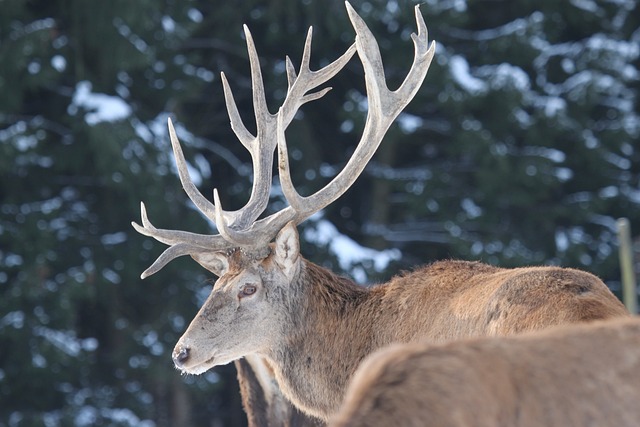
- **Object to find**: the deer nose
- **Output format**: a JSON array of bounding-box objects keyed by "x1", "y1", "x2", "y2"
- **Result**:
[{"x1": 173, "y1": 346, "x2": 190, "y2": 367}]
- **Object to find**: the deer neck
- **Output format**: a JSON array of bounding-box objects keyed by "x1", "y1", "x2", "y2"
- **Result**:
[{"x1": 262, "y1": 259, "x2": 380, "y2": 420}]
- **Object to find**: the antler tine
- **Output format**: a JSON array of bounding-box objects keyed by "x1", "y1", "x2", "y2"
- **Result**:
[
  {"x1": 278, "y1": 1, "x2": 436, "y2": 223},
  {"x1": 212, "y1": 188, "x2": 247, "y2": 244},
  {"x1": 132, "y1": 202, "x2": 237, "y2": 278},
  {"x1": 221, "y1": 72, "x2": 254, "y2": 148},
  {"x1": 140, "y1": 243, "x2": 206, "y2": 279},
  {"x1": 279, "y1": 28, "x2": 357, "y2": 126},
  {"x1": 167, "y1": 118, "x2": 240, "y2": 228},
  {"x1": 244, "y1": 25, "x2": 271, "y2": 130},
  {"x1": 132, "y1": 202, "x2": 227, "y2": 248}
]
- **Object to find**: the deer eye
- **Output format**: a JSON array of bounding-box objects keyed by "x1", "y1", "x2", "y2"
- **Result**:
[{"x1": 239, "y1": 284, "x2": 257, "y2": 298}]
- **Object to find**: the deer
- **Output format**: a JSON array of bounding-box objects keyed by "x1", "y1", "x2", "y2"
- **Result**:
[
  {"x1": 330, "y1": 316, "x2": 640, "y2": 427},
  {"x1": 132, "y1": 2, "x2": 629, "y2": 423}
]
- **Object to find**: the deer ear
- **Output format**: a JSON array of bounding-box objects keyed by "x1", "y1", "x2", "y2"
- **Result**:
[
  {"x1": 191, "y1": 252, "x2": 229, "y2": 277},
  {"x1": 274, "y1": 222, "x2": 300, "y2": 280}
]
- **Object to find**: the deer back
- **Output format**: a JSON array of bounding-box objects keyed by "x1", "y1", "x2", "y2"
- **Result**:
[
  {"x1": 331, "y1": 317, "x2": 640, "y2": 427},
  {"x1": 368, "y1": 260, "x2": 628, "y2": 341}
]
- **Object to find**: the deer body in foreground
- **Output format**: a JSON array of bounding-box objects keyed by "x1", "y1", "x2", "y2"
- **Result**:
[
  {"x1": 331, "y1": 316, "x2": 640, "y2": 427},
  {"x1": 132, "y1": 2, "x2": 629, "y2": 423}
]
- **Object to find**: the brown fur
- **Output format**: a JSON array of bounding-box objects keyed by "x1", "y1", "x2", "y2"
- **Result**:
[
  {"x1": 259, "y1": 258, "x2": 628, "y2": 420},
  {"x1": 330, "y1": 316, "x2": 640, "y2": 427}
]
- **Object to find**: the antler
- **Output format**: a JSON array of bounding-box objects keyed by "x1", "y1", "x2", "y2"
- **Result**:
[
  {"x1": 278, "y1": 3, "x2": 435, "y2": 222},
  {"x1": 133, "y1": 2, "x2": 435, "y2": 278}
]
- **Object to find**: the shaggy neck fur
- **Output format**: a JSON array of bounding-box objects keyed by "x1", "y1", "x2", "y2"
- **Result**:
[{"x1": 264, "y1": 260, "x2": 375, "y2": 420}]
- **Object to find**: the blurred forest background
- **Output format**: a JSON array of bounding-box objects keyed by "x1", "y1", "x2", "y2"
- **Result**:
[{"x1": 1, "y1": 0, "x2": 639, "y2": 425}]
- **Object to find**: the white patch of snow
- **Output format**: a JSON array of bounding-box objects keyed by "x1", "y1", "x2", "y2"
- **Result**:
[
  {"x1": 555, "y1": 230, "x2": 569, "y2": 252},
  {"x1": 188, "y1": 8, "x2": 203, "y2": 23},
  {"x1": 304, "y1": 219, "x2": 401, "y2": 283},
  {"x1": 161, "y1": 16, "x2": 176, "y2": 33},
  {"x1": 450, "y1": 55, "x2": 487, "y2": 94},
  {"x1": 543, "y1": 96, "x2": 567, "y2": 117},
  {"x1": 397, "y1": 113, "x2": 423, "y2": 133},
  {"x1": 522, "y1": 146, "x2": 566, "y2": 163},
  {"x1": 460, "y1": 198, "x2": 482, "y2": 219},
  {"x1": 0, "y1": 311, "x2": 25, "y2": 329},
  {"x1": 33, "y1": 326, "x2": 98, "y2": 357},
  {"x1": 101, "y1": 232, "x2": 127, "y2": 245},
  {"x1": 69, "y1": 81, "x2": 131, "y2": 126},
  {"x1": 570, "y1": 0, "x2": 599, "y2": 12},
  {"x1": 51, "y1": 55, "x2": 66, "y2": 72}
]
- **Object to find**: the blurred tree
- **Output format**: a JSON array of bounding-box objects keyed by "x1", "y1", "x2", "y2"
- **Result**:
[
  {"x1": 0, "y1": 0, "x2": 638, "y2": 426},
  {"x1": 0, "y1": 0, "x2": 242, "y2": 425}
]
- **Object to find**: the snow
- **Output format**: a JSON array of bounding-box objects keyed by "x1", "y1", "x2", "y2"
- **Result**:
[
  {"x1": 570, "y1": 0, "x2": 599, "y2": 12},
  {"x1": 397, "y1": 113, "x2": 423, "y2": 133},
  {"x1": 555, "y1": 230, "x2": 569, "y2": 252},
  {"x1": 113, "y1": 18, "x2": 148, "y2": 53},
  {"x1": 586, "y1": 33, "x2": 639, "y2": 60},
  {"x1": 542, "y1": 96, "x2": 567, "y2": 117},
  {"x1": 460, "y1": 198, "x2": 482, "y2": 219},
  {"x1": 134, "y1": 120, "x2": 154, "y2": 144},
  {"x1": 28, "y1": 61, "x2": 41, "y2": 74},
  {"x1": 3, "y1": 253, "x2": 23, "y2": 267},
  {"x1": 603, "y1": 151, "x2": 631, "y2": 170},
  {"x1": 521, "y1": 146, "x2": 566, "y2": 163},
  {"x1": 0, "y1": 311, "x2": 25, "y2": 329},
  {"x1": 304, "y1": 218, "x2": 401, "y2": 283},
  {"x1": 32, "y1": 326, "x2": 98, "y2": 357},
  {"x1": 102, "y1": 268, "x2": 122, "y2": 284},
  {"x1": 598, "y1": 186, "x2": 619, "y2": 199},
  {"x1": 10, "y1": 17, "x2": 55, "y2": 40},
  {"x1": 101, "y1": 232, "x2": 127, "y2": 245},
  {"x1": 449, "y1": 55, "x2": 487, "y2": 94},
  {"x1": 188, "y1": 8, "x2": 203, "y2": 23},
  {"x1": 0, "y1": 120, "x2": 27, "y2": 142},
  {"x1": 69, "y1": 81, "x2": 131, "y2": 126},
  {"x1": 554, "y1": 167, "x2": 573, "y2": 182},
  {"x1": 75, "y1": 407, "x2": 155, "y2": 427},
  {"x1": 444, "y1": 15, "x2": 533, "y2": 42},
  {"x1": 480, "y1": 63, "x2": 530, "y2": 91},
  {"x1": 51, "y1": 55, "x2": 66, "y2": 72},
  {"x1": 161, "y1": 16, "x2": 176, "y2": 33},
  {"x1": 622, "y1": 185, "x2": 640, "y2": 205}
]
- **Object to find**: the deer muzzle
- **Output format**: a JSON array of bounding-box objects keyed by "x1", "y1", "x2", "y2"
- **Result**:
[{"x1": 173, "y1": 345, "x2": 190, "y2": 368}]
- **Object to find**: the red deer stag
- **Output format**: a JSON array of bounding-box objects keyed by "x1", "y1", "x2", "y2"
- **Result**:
[
  {"x1": 331, "y1": 316, "x2": 640, "y2": 427},
  {"x1": 132, "y1": 2, "x2": 628, "y2": 423}
]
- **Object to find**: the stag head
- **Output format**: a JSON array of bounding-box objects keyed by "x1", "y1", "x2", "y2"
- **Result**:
[
  {"x1": 170, "y1": 225, "x2": 301, "y2": 374},
  {"x1": 132, "y1": 2, "x2": 435, "y2": 374}
]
